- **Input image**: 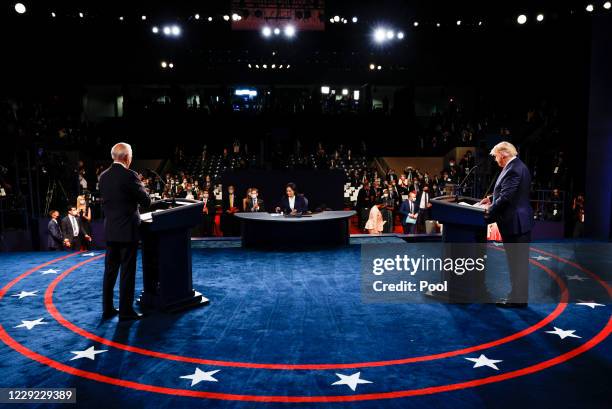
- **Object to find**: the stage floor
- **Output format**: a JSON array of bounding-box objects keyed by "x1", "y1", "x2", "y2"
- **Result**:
[{"x1": 0, "y1": 240, "x2": 610, "y2": 409}]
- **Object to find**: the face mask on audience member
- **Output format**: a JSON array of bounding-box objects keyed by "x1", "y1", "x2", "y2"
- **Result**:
[{"x1": 251, "y1": 193, "x2": 258, "y2": 199}]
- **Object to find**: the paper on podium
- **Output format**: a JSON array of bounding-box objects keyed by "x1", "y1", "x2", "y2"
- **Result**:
[{"x1": 458, "y1": 201, "x2": 487, "y2": 209}]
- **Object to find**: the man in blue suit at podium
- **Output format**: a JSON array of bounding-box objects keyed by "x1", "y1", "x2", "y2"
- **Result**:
[
  {"x1": 99, "y1": 143, "x2": 151, "y2": 321},
  {"x1": 479, "y1": 141, "x2": 534, "y2": 308}
]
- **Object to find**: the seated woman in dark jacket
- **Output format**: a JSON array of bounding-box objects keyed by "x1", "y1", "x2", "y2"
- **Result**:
[{"x1": 276, "y1": 182, "x2": 308, "y2": 214}]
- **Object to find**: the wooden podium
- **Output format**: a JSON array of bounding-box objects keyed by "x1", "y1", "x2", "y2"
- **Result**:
[
  {"x1": 430, "y1": 195, "x2": 489, "y2": 302},
  {"x1": 138, "y1": 199, "x2": 209, "y2": 312}
]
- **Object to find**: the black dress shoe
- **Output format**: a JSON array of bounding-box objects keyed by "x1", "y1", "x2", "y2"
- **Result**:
[
  {"x1": 495, "y1": 299, "x2": 528, "y2": 308},
  {"x1": 119, "y1": 311, "x2": 143, "y2": 322},
  {"x1": 102, "y1": 308, "x2": 119, "y2": 320}
]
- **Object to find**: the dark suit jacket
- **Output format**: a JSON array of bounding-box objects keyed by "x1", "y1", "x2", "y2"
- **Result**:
[
  {"x1": 60, "y1": 215, "x2": 87, "y2": 241},
  {"x1": 488, "y1": 157, "x2": 534, "y2": 236},
  {"x1": 47, "y1": 219, "x2": 63, "y2": 249},
  {"x1": 398, "y1": 199, "x2": 418, "y2": 224},
  {"x1": 99, "y1": 163, "x2": 151, "y2": 243},
  {"x1": 279, "y1": 195, "x2": 308, "y2": 214},
  {"x1": 246, "y1": 197, "x2": 265, "y2": 212},
  {"x1": 201, "y1": 198, "x2": 216, "y2": 216},
  {"x1": 222, "y1": 193, "x2": 240, "y2": 212}
]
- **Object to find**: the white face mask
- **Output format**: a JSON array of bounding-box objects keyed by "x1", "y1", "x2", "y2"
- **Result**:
[
  {"x1": 383, "y1": 194, "x2": 389, "y2": 198},
  {"x1": 251, "y1": 194, "x2": 258, "y2": 199}
]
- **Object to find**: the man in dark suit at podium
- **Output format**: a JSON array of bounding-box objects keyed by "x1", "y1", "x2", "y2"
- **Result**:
[
  {"x1": 99, "y1": 142, "x2": 151, "y2": 321},
  {"x1": 480, "y1": 141, "x2": 534, "y2": 308}
]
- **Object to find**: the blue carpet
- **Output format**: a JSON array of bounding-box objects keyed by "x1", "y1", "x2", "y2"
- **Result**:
[{"x1": 0, "y1": 242, "x2": 609, "y2": 409}]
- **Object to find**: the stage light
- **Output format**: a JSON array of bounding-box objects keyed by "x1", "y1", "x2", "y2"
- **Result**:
[
  {"x1": 329, "y1": 18, "x2": 334, "y2": 23},
  {"x1": 413, "y1": 21, "x2": 419, "y2": 27},
  {"x1": 248, "y1": 64, "x2": 252, "y2": 68},
  {"x1": 397, "y1": 31, "x2": 404, "y2": 39},
  {"x1": 342, "y1": 18, "x2": 347, "y2": 24},
  {"x1": 286, "y1": 64, "x2": 290, "y2": 68},
  {"x1": 161, "y1": 61, "x2": 168, "y2": 68},
  {"x1": 51, "y1": 12, "x2": 56, "y2": 18},
  {"x1": 386, "y1": 30, "x2": 395, "y2": 39},
  {"x1": 537, "y1": 14, "x2": 545, "y2": 22},
  {"x1": 586, "y1": 4, "x2": 594, "y2": 12},
  {"x1": 163, "y1": 26, "x2": 171, "y2": 35},
  {"x1": 354, "y1": 90, "x2": 360, "y2": 100},
  {"x1": 342, "y1": 89, "x2": 349, "y2": 96},
  {"x1": 79, "y1": 12, "x2": 84, "y2": 18},
  {"x1": 374, "y1": 28, "x2": 386, "y2": 43},
  {"x1": 232, "y1": 13, "x2": 241, "y2": 21},
  {"x1": 369, "y1": 63, "x2": 375, "y2": 70},
  {"x1": 377, "y1": 65, "x2": 382, "y2": 70},
  {"x1": 334, "y1": 15, "x2": 340, "y2": 22},
  {"x1": 273, "y1": 27, "x2": 280, "y2": 35},
  {"x1": 255, "y1": 64, "x2": 260, "y2": 69},
  {"x1": 169, "y1": 63, "x2": 174, "y2": 68},
  {"x1": 279, "y1": 64, "x2": 283, "y2": 68},
  {"x1": 605, "y1": 2, "x2": 612, "y2": 10},
  {"x1": 517, "y1": 14, "x2": 527, "y2": 24},
  {"x1": 119, "y1": 16, "x2": 124, "y2": 21},
  {"x1": 141, "y1": 15, "x2": 147, "y2": 21},
  {"x1": 152, "y1": 26, "x2": 159, "y2": 33},
  {"x1": 271, "y1": 64, "x2": 276, "y2": 69},
  {"x1": 262, "y1": 26, "x2": 272, "y2": 37},
  {"x1": 263, "y1": 64, "x2": 267, "y2": 69},
  {"x1": 456, "y1": 20, "x2": 462, "y2": 26},
  {"x1": 194, "y1": 14, "x2": 200, "y2": 20},
  {"x1": 478, "y1": 21, "x2": 483, "y2": 26},
  {"x1": 352, "y1": 16, "x2": 358, "y2": 23},
  {"x1": 321, "y1": 86, "x2": 330, "y2": 94},
  {"x1": 436, "y1": 22, "x2": 441, "y2": 27},
  {"x1": 284, "y1": 25, "x2": 296, "y2": 37},
  {"x1": 14, "y1": 3, "x2": 26, "y2": 14},
  {"x1": 171, "y1": 25, "x2": 181, "y2": 36},
  {"x1": 208, "y1": 16, "x2": 213, "y2": 22}
]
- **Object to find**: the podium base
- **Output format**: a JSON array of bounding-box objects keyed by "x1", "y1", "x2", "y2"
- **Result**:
[{"x1": 137, "y1": 290, "x2": 210, "y2": 313}]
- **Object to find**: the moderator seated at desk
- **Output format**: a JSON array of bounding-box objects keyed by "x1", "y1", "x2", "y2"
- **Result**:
[{"x1": 235, "y1": 210, "x2": 356, "y2": 247}]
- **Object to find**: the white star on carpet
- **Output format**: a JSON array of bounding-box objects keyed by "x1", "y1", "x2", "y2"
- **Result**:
[
  {"x1": 14, "y1": 318, "x2": 47, "y2": 330},
  {"x1": 179, "y1": 368, "x2": 220, "y2": 386},
  {"x1": 40, "y1": 269, "x2": 59, "y2": 275},
  {"x1": 465, "y1": 354, "x2": 503, "y2": 370},
  {"x1": 566, "y1": 275, "x2": 588, "y2": 281},
  {"x1": 576, "y1": 300, "x2": 605, "y2": 309},
  {"x1": 82, "y1": 252, "x2": 96, "y2": 257},
  {"x1": 546, "y1": 327, "x2": 581, "y2": 339},
  {"x1": 331, "y1": 372, "x2": 373, "y2": 391},
  {"x1": 531, "y1": 255, "x2": 551, "y2": 261},
  {"x1": 12, "y1": 290, "x2": 38, "y2": 299},
  {"x1": 70, "y1": 346, "x2": 108, "y2": 361}
]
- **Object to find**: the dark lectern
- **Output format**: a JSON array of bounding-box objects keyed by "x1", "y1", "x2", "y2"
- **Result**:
[
  {"x1": 430, "y1": 195, "x2": 489, "y2": 302},
  {"x1": 138, "y1": 199, "x2": 209, "y2": 311}
]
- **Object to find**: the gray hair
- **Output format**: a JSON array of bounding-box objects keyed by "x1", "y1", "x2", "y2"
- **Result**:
[
  {"x1": 110, "y1": 142, "x2": 133, "y2": 161},
  {"x1": 490, "y1": 141, "x2": 518, "y2": 158}
]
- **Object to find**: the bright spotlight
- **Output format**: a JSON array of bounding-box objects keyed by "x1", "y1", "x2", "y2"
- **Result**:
[
  {"x1": 436, "y1": 22, "x2": 441, "y2": 27},
  {"x1": 536, "y1": 14, "x2": 544, "y2": 22},
  {"x1": 119, "y1": 16, "x2": 124, "y2": 21},
  {"x1": 273, "y1": 27, "x2": 281, "y2": 35},
  {"x1": 271, "y1": 64, "x2": 276, "y2": 69},
  {"x1": 163, "y1": 26, "x2": 171, "y2": 35},
  {"x1": 262, "y1": 26, "x2": 272, "y2": 37},
  {"x1": 369, "y1": 63, "x2": 375, "y2": 70},
  {"x1": 262, "y1": 64, "x2": 267, "y2": 69},
  {"x1": 386, "y1": 30, "x2": 395, "y2": 39},
  {"x1": 255, "y1": 64, "x2": 259, "y2": 69},
  {"x1": 333, "y1": 15, "x2": 340, "y2": 22},
  {"x1": 286, "y1": 64, "x2": 290, "y2": 68},
  {"x1": 248, "y1": 64, "x2": 252, "y2": 68},
  {"x1": 517, "y1": 14, "x2": 527, "y2": 24},
  {"x1": 456, "y1": 20, "x2": 462, "y2": 26},
  {"x1": 397, "y1": 31, "x2": 405, "y2": 39},
  {"x1": 352, "y1": 16, "x2": 358, "y2": 23},
  {"x1": 161, "y1": 61, "x2": 168, "y2": 68},
  {"x1": 342, "y1": 89, "x2": 349, "y2": 96},
  {"x1": 329, "y1": 18, "x2": 334, "y2": 23},
  {"x1": 79, "y1": 12, "x2": 84, "y2": 18},
  {"x1": 171, "y1": 25, "x2": 181, "y2": 36},
  {"x1": 284, "y1": 25, "x2": 296, "y2": 37},
  {"x1": 377, "y1": 65, "x2": 382, "y2": 70},
  {"x1": 141, "y1": 15, "x2": 147, "y2": 21},
  {"x1": 478, "y1": 21, "x2": 483, "y2": 26},
  {"x1": 586, "y1": 4, "x2": 594, "y2": 12},
  {"x1": 342, "y1": 19, "x2": 347, "y2": 24},
  {"x1": 605, "y1": 2, "x2": 612, "y2": 10},
  {"x1": 353, "y1": 90, "x2": 360, "y2": 100},
  {"x1": 321, "y1": 86, "x2": 330, "y2": 94},
  {"x1": 374, "y1": 28, "x2": 386, "y2": 43},
  {"x1": 232, "y1": 13, "x2": 241, "y2": 21},
  {"x1": 208, "y1": 16, "x2": 213, "y2": 22},
  {"x1": 413, "y1": 21, "x2": 419, "y2": 27},
  {"x1": 152, "y1": 26, "x2": 159, "y2": 33},
  {"x1": 14, "y1": 3, "x2": 26, "y2": 14},
  {"x1": 223, "y1": 15, "x2": 230, "y2": 21},
  {"x1": 51, "y1": 12, "x2": 56, "y2": 18},
  {"x1": 169, "y1": 63, "x2": 174, "y2": 68},
  {"x1": 194, "y1": 14, "x2": 200, "y2": 20}
]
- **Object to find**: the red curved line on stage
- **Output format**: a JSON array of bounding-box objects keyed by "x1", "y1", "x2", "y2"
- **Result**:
[
  {"x1": 530, "y1": 247, "x2": 612, "y2": 298},
  {"x1": 0, "y1": 251, "x2": 83, "y2": 299},
  {"x1": 43, "y1": 251, "x2": 569, "y2": 370},
  {"x1": 0, "y1": 308, "x2": 609, "y2": 402}
]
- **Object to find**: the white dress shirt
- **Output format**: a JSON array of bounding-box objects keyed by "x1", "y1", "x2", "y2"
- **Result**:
[
  {"x1": 289, "y1": 196, "x2": 296, "y2": 210},
  {"x1": 69, "y1": 215, "x2": 79, "y2": 236}
]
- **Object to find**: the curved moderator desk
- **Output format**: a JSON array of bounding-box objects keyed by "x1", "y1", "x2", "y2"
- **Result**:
[{"x1": 235, "y1": 210, "x2": 356, "y2": 247}]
